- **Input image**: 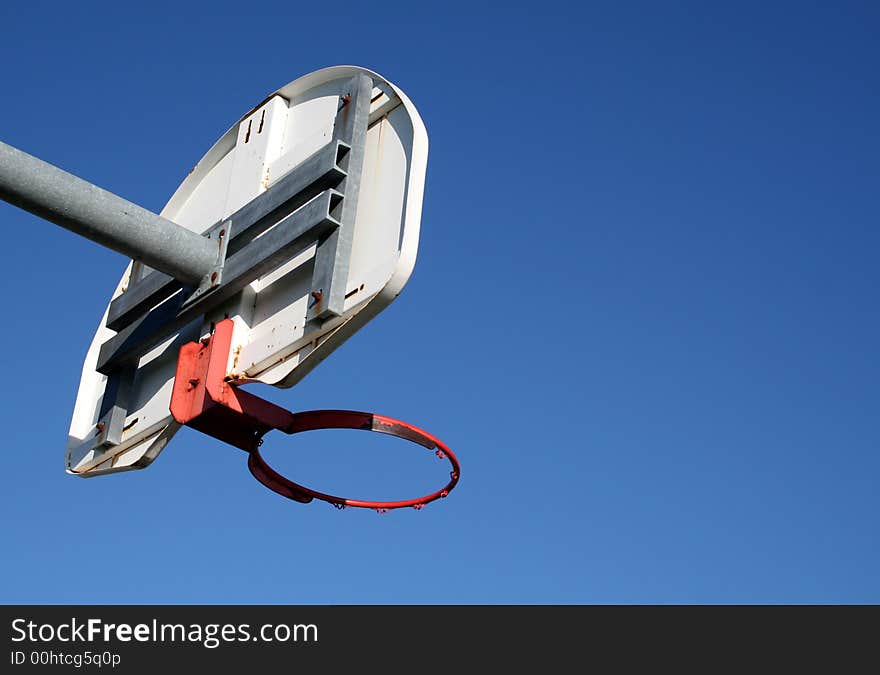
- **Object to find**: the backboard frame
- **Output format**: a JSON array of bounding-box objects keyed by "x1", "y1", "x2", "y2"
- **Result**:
[{"x1": 66, "y1": 65, "x2": 429, "y2": 476}]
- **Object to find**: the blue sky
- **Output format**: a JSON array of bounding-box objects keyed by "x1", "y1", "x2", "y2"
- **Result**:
[{"x1": 0, "y1": 1, "x2": 877, "y2": 603}]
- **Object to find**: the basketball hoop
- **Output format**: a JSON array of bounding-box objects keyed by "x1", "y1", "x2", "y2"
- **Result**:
[
  {"x1": 248, "y1": 410, "x2": 460, "y2": 511},
  {"x1": 170, "y1": 319, "x2": 460, "y2": 511}
]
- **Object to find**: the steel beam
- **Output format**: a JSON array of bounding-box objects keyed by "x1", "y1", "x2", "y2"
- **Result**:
[
  {"x1": 309, "y1": 74, "x2": 372, "y2": 320},
  {"x1": 104, "y1": 139, "x2": 349, "y2": 332},
  {"x1": 96, "y1": 189, "x2": 342, "y2": 374}
]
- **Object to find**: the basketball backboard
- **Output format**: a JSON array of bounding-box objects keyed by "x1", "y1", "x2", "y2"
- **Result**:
[{"x1": 66, "y1": 65, "x2": 429, "y2": 476}]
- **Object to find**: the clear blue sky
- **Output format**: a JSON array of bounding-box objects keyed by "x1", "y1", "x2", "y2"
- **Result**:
[{"x1": 1, "y1": 1, "x2": 877, "y2": 603}]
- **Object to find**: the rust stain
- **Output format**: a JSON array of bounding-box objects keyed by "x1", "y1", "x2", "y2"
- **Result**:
[
  {"x1": 309, "y1": 290, "x2": 323, "y2": 315},
  {"x1": 336, "y1": 93, "x2": 351, "y2": 128},
  {"x1": 240, "y1": 92, "x2": 290, "y2": 121},
  {"x1": 372, "y1": 118, "x2": 386, "y2": 175}
]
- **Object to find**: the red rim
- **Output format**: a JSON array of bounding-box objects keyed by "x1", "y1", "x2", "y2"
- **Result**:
[{"x1": 247, "y1": 410, "x2": 460, "y2": 511}]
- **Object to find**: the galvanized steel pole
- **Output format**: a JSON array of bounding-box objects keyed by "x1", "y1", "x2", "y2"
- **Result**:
[{"x1": 0, "y1": 141, "x2": 217, "y2": 284}]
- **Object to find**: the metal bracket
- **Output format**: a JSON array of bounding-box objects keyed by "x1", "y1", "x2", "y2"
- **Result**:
[
  {"x1": 183, "y1": 222, "x2": 232, "y2": 307},
  {"x1": 66, "y1": 368, "x2": 135, "y2": 468},
  {"x1": 170, "y1": 318, "x2": 295, "y2": 451},
  {"x1": 89, "y1": 76, "x2": 373, "y2": 450},
  {"x1": 308, "y1": 73, "x2": 372, "y2": 321}
]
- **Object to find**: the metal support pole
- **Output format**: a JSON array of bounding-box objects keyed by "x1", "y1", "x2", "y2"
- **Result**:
[{"x1": 0, "y1": 141, "x2": 218, "y2": 284}]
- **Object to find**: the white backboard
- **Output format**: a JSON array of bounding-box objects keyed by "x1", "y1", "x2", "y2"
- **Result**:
[{"x1": 66, "y1": 65, "x2": 428, "y2": 476}]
